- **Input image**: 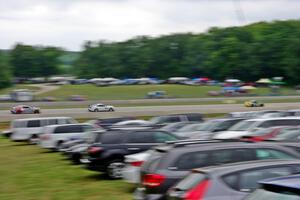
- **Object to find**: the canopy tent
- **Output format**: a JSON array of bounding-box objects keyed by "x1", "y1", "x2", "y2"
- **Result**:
[
  {"x1": 225, "y1": 79, "x2": 241, "y2": 83},
  {"x1": 256, "y1": 78, "x2": 272, "y2": 84},
  {"x1": 240, "y1": 86, "x2": 257, "y2": 90}
]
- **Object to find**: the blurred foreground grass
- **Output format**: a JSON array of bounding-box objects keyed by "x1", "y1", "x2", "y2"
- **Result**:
[{"x1": 0, "y1": 137, "x2": 133, "y2": 200}]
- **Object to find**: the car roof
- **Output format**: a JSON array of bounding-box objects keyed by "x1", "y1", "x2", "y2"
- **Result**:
[
  {"x1": 242, "y1": 117, "x2": 300, "y2": 122},
  {"x1": 194, "y1": 159, "x2": 300, "y2": 176},
  {"x1": 259, "y1": 174, "x2": 300, "y2": 189},
  {"x1": 45, "y1": 123, "x2": 89, "y2": 128},
  {"x1": 13, "y1": 117, "x2": 72, "y2": 122}
]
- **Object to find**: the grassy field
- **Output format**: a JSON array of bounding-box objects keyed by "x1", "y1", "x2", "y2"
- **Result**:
[
  {"x1": 38, "y1": 84, "x2": 297, "y2": 100},
  {"x1": 0, "y1": 137, "x2": 133, "y2": 200},
  {"x1": 0, "y1": 84, "x2": 40, "y2": 95}
]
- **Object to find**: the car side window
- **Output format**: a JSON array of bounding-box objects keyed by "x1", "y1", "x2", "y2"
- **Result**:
[
  {"x1": 154, "y1": 132, "x2": 177, "y2": 143},
  {"x1": 48, "y1": 119, "x2": 58, "y2": 125},
  {"x1": 128, "y1": 132, "x2": 155, "y2": 143},
  {"x1": 27, "y1": 120, "x2": 41, "y2": 128},
  {"x1": 54, "y1": 126, "x2": 69, "y2": 133},
  {"x1": 211, "y1": 149, "x2": 238, "y2": 164},
  {"x1": 175, "y1": 152, "x2": 209, "y2": 170},
  {"x1": 238, "y1": 167, "x2": 292, "y2": 192},
  {"x1": 165, "y1": 116, "x2": 181, "y2": 123},
  {"x1": 255, "y1": 149, "x2": 296, "y2": 160}
]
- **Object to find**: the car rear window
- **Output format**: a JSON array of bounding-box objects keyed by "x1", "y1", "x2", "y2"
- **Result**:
[
  {"x1": 98, "y1": 133, "x2": 123, "y2": 144},
  {"x1": 173, "y1": 172, "x2": 207, "y2": 191}
]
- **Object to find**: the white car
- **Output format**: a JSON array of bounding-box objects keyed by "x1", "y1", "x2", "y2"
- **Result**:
[
  {"x1": 214, "y1": 117, "x2": 300, "y2": 139},
  {"x1": 88, "y1": 103, "x2": 115, "y2": 112},
  {"x1": 122, "y1": 151, "x2": 151, "y2": 184},
  {"x1": 10, "y1": 117, "x2": 77, "y2": 142},
  {"x1": 39, "y1": 123, "x2": 96, "y2": 150}
]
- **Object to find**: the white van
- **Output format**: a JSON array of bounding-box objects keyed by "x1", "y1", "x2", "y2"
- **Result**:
[
  {"x1": 214, "y1": 117, "x2": 300, "y2": 139},
  {"x1": 39, "y1": 123, "x2": 96, "y2": 150},
  {"x1": 10, "y1": 117, "x2": 77, "y2": 141}
]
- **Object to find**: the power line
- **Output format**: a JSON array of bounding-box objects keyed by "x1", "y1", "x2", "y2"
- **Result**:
[{"x1": 233, "y1": 0, "x2": 247, "y2": 25}]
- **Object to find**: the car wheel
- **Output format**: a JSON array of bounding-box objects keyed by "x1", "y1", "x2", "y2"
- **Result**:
[
  {"x1": 106, "y1": 160, "x2": 125, "y2": 179},
  {"x1": 109, "y1": 108, "x2": 114, "y2": 112},
  {"x1": 28, "y1": 134, "x2": 39, "y2": 144},
  {"x1": 56, "y1": 141, "x2": 64, "y2": 151},
  {"x1": 34, "y1": 110, "x2": 40, "y2": 114},
  {"x1": 96, "y1": 109, "x2": 100, "y2": 112}
]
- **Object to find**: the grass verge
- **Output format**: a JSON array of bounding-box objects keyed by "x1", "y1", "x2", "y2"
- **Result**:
[{"x1": 0, "y1": 136, "x2": 133, "y2": 200}]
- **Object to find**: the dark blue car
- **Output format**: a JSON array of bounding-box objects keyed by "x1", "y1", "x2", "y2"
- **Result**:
[{"x1": 246, "y1": 174, "x2": 300, "y2": 200}]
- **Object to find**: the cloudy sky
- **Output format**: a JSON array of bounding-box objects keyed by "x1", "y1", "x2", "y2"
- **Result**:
[{"x1": 0, "y1": 0, "x2": 299, "y2": 50}]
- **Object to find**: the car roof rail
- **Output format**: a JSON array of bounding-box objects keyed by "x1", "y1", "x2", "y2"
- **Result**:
[
  {"x1": 173, "y1": 140, "x2": 223, "y2": 147},
  {"x1": 165, "y1": 139, "x2": 218, "y2": 144},
  {"x1": 172, "y1": 139, "x2": 242, "y2": 147}
]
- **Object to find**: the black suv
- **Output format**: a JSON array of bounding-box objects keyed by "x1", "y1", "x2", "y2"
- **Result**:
[
  {"x1": 85, "y1": 129, "x2": 180, "y2": 179},
  {"x1": 134, "y1": 140, "x2": 300, "y2": 200}
]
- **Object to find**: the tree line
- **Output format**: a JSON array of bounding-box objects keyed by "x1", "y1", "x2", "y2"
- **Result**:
[{"x1": 0, "y1": 19, "x2": 300, "y2": 89}]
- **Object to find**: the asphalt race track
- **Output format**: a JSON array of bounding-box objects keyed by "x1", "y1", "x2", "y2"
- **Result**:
[{"x1": 1, "y1": 102, "x2": 300, "y2": 122}]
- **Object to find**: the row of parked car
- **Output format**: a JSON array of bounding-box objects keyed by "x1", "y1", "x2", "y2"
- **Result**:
[{"x1": 3, "y1": 111, "x2": 300, "y2": 200}]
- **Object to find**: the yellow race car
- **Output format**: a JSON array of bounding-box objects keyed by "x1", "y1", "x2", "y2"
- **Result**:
[{"x1": 244, "y1": 100, "x2": 264, "y2": 107}]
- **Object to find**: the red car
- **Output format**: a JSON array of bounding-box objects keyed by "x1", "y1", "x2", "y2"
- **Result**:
[
  {"x1": 241, "y1": 126, "x2": 299, "y2": 142},
  {"x1": 10, "y1": 105, "x2": 41, "y2": 114}
]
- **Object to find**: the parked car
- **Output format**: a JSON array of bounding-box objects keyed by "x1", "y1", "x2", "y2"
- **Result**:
[
  {"x1": 10, "y1": 105, "x2": 40, "y2": 114},
  {"x1": 188, "y1": 118, "x2": 245, "y2": 139},
  {"x1": 241, "y1": 126, "x2": 299, "y2": 142},
  {"x1": 166, "y1": 160, "x2": 300, "y2": 200},
  {"x1": 214, "y1": 117, "x2": 300, "y2": 139},
  {"x1": 244, "y1": 100, "x2": 264, "y2": 107},
  {"x1": 88, "y1": 103, "x2": 115, "y2": 112},
  {"x1": 134, "y1": 140, "x2": 300, "y2": 200},
  {"x1": 85, "y1": 130, "x2": 180, "y2": 179},
  {"x1": 160, "y1": 122, "x2": 198, "y2": 133},
  {"x1": 271, "y1": 128, "x2": 300, "y2": 141},
  {"x1": 39, "y1": 123, "x2": 96, "y2": 150},
  {"x1": 123, "y1": 151, "x2": 151, "y2": 184},
  {"x1": 9, "y1": 117, "x2": 77, "y2": 142},
  {"x1": 147, "y1": 91, "x2": 167, "y2": 99},
  {"x1": 149, "y1": 113, "x2": 203, "y2": 127},
  {"x1": 62, "y1": 131, "x2": 105, "y2": 164},
  {"x1": 88, "y1": 117, "x2": 136, "y2": 129},
  {"x1": 245, "y1": 174, "x2": 300, "y2": 200}
]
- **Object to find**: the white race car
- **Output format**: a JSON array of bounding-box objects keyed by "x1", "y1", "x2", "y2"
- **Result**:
[{"x1": 88, "y1": 103, "x2": 115, "y2": 112}]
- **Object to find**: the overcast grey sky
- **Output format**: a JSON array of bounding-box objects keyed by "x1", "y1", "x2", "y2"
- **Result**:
[{"x1": 0, "y1": 0, "x2": 299, "y2": 50}]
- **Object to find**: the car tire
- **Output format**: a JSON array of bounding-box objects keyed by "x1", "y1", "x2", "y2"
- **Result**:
[
  {"x1": 28, "y1": 134, "x2": 39, "y2": 144},
  {"x1": 109, "y1": 108, "x2": 114, "y2": 112},
  {"x1": 106, "y1": 159, "x2": 125, "y2": 179},
  {"x1": 96, "y1": 109, "x2": 100, "y2": 112},
  {"x1": 56, "y1": 141, "x2": 64, "y2": 151},
  {"x1": 34, "y1": 110, "x2": 40, "y2": 114}
]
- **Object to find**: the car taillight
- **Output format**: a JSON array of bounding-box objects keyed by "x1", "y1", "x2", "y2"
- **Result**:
[
  {"x1": 88, "y1": 147, "x2": 102, "y2": 154},
  {"x1": 184, "y1": 179, "x2": 210, "y2": 200},
  {"x1": 130, "y1": 161, "x2": 144, "y2": 167},
  {"x1": 40, "y1": 134, "x2": 50, "y2": 140},
  {"x1": 142, "y1": 174, "x2": 165, "y2": 187}
]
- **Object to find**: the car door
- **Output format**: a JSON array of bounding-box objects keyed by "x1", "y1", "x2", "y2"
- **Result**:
[
  {"x1": 97, "y1": 104, "x2": 106, "y2": 111},
  {"x1": 126, "y1": 131, "x2": 158, "y2": 154},
  {"x1": 22, "y1": 106, "x2": 32, "y2": 114}
]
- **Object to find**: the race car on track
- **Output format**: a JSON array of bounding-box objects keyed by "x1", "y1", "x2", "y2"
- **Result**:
[
  {"x1": 88, "y1": 103, "x2": 115, "y2": 112},
  {"x1": 244, "y1": 100, "x2": 264, "y2": 107},
  {"x1": 11, "y1": 105, "x2": 41, "y2": 114}
]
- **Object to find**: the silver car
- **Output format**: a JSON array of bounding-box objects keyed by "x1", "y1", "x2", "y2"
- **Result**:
[{"x1": 167, "y1": 159, "x2": 300, "y2": 200}]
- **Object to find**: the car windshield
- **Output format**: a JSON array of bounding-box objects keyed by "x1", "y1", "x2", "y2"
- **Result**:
[
  {"x1": 195, "y1": 120, "x2": 220, "y2": 131},
  {"x1": 275, "y1": 130, "x2": 300, "y2": 140},
  {"x1": 229, "y1": 120, "x2": 257, "y2": 131}
]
